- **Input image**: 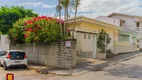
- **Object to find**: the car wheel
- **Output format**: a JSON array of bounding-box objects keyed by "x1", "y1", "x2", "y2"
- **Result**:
[
  {"x1": 3, "y1": 62, "x2": 8, "y2": 70},
  {"x1": 23, "y1": 65, "x2": 27, "y2": 69}
]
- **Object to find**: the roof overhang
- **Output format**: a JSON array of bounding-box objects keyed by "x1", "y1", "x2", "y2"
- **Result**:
[
  {"x1": 68, "y1": 16, "x2": 120, "y2": 30},
  {"x1": 70, "y1": 29, "x2": 98, "y2": 34},
  {"x1": 108, "y1": 13, "x2": 142, "y2": 19}
]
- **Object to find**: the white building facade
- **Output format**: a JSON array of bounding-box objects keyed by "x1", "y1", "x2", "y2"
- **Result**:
[{"x1": 95, "y1": 13, "x2": 140, "y2": 53}]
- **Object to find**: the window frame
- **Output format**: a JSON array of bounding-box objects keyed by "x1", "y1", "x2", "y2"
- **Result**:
[{"x1": 88, "y1": 34, "x2": 91, "y2": 39}]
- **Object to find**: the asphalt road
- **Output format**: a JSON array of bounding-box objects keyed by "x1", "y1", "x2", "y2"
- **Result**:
[
  {"x1": 60, "y1": 55, "x2": 142, "y2": 80},
  {"x1": 0, "y1": 54, "x2": 142, "y2": 80}
]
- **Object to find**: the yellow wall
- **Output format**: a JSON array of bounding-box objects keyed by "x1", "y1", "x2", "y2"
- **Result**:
[
  {"x1": 80, "y1": 22, "x2": 119, "y2": 51},
  {"x1": 68, "y1": 17, "x2": 139, "y2": 55},
  {"x1": 68, "y1": 17, "x2": 119, "y2": 54}
]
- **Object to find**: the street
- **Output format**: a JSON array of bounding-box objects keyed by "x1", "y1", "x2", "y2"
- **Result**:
[
  {"x1": 0, "y1": 67, "x2": 60, "y2": 80},
  {"x1": 61, "y1": 54, "x2": 142, "y2": 80},
  {"x1": 0, "y1": 54, "x2": 142, "y2": 80}
]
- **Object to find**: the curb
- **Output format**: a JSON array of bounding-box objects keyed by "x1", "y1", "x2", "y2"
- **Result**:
[
  {"x1": 72, "y1": 70, "x2": 89, "y2": 76},
  {"x1": 28, "y1": 66, "x2": 89, "y2": 76},
  {"x1": 118, "y1": 53, "x2": 142, "y2": 62},
  {"x1": 93, "y1": 53, "x2": 142, "y2": 71},
  {"x1": 27, "y1": 66, "x2": 41, "y2": 73},
  {"x1": 27, "y1": 66, "x2": 72, "y2": 76},
  {"x1": 48, "y1": 72, "x2": 72, "y2": 76}
]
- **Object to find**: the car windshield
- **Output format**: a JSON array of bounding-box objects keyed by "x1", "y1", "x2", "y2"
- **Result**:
[
  {"x1": 10, "y1": 51, "x2": 25, "y2": 60},
  {"x1": 0, "y1": 51, "x2": 7, "y2": 56}
]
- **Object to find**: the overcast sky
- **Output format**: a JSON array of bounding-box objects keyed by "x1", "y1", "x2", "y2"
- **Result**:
[{"x1": 0, "y1": 0, "x2": 142, "y2": 18}]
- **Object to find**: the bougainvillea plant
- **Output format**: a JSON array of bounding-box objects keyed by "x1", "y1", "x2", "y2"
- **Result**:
[
  {"x1": 9, "y1": 16, "x2": 70, "y2": 44},
  {"x1": 24, "y1": 16, "x2": 64, "y2": 43},
  {"x1": 9, "y1": 17, "x2": 31, "y2": 43}
]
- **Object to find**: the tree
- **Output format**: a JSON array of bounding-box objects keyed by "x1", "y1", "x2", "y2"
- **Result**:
[
  {"x1": 9, "y1": 16, "x2": 64, "y2": 44},
  {"x1": 61, "y1": 0, "x2": 70, "y2": 38},
  {"x1": 56, "y1": 0, "x2": 63, "y2": 38},
  {"x1": 24, "y1": 16, "x2": 63, "y2": 43},
  {"x1": 71, "y1": 0, "x2": 80, "y2": 39},
  {"x1": 0, "y1": 6, "x2": 38, "y2": 34},
  {"x1": 97, "y1": 29, "x2": 111, "y2": 52},
  {"x1": 9, "y1": 17, "x2": 31, "y2": 43}
]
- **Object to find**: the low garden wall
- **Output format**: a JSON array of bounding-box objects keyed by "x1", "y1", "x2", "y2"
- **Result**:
[
  {"x1": 114, "y1": 42, "x2": 139, "y2": 54},
  {"x1": 10, "y1": 40, "x2": 76, "y2": 69}
]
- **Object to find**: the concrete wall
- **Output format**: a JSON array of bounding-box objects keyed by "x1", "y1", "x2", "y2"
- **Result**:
[
  {"x1": 10, "y1": 41, "x2": 76, "y2": 69},
  {"x1": 114, "y1": 42, "x2": 138, "y2": 54},
  {"x1": 0, "y1": 35, "x2": 10, "y2": 50}
]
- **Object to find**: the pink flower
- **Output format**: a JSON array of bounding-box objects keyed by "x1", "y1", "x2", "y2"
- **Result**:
[
  {"x1": 27, "y1": 27, "x2": 33, "y2": 31},
  {"x1": 24, "y1": 34, "x2": 28, "y2": 38},
  {"x1": 26, "y1": 20, "x2": 33, "y2": 24}
]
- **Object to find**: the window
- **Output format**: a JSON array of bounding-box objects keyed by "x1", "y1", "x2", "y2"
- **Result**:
[
  {"x1": 119, "y1": 35, "x2": 130, "y2": 42},
  {"x1": 0, "y1": 51, "x2": 7, "y2": 56},
  {"x1": 137, "y1": 22, "x2": 140, "y2": 27},
  {"x1": 84, "y1": 34, "x2": 86, "y2": 39},
  {"x1": 88, "y1": 35, "x2": 91, "y2": 39},
  {"x1": 10, "y1": 52, "x2": 26, "y2": 60},
  {"x1": 137, "y1": 45, "x2": 139, "y2": 48}
]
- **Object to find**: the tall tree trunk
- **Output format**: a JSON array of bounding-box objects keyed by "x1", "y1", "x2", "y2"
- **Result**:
[
  {"x1": 66, "y1": 6, "x2": 69, "y2": 38},
  {"x1": 72, "y1": 0, "x2": 78, "y2": 39},
  {"x1": 64, "y1": 8, "x2": 67, "y2": 38},
  {"x1": 58, "y1": 0, "x2": 63, "y2": 39}
]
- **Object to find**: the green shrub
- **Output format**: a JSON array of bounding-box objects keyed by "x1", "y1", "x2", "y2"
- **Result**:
[{"x1": 97, "y1": 29, "x2": 111, "y2": 53}]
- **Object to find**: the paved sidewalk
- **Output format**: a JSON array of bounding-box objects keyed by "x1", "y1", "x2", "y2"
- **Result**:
[
  {"x1": 28, "y1": 58, "x2": 106, "y2": 76},
  {"x1": 28, "y1": 51, "x2": 142, "y2": 76}
]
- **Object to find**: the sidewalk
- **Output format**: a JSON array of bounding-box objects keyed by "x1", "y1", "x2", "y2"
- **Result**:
[
  {"x1": 28, "y1": 51, "x2": 142, "y2": 76},
  {"x1": 28, "y1": 58, "x2": 106, "y2": 76}
]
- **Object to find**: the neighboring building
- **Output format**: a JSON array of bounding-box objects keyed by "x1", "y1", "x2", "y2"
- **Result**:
[
  {"x1": 107, "y1": 13, "x2": 142, "y2": 50},
  {"x1": 68, "y1": 16, "x2": 120, "y2": 58},
  {"x1": 0, "y1": 35, "x2": 10, "y2": 50},
  {"x1": 95, "y1": 13, "x2": 140, "y2": 53}
]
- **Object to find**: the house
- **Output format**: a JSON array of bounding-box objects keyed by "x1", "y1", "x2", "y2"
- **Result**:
[
  {"x1": 68, "y1": 16, "x2": 120, "y2": 58},
  {"x1": 95, "y1": 13, "x2": 140, "y2": 53},
  {"x1": 107, "y1": 13, "x2": 142, "y2": 50}
]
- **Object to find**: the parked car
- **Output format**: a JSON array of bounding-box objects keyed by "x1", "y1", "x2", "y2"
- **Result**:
[
  {"x1": 0, "y1": 50, "x2": 7, "y2": 66},
  {"x1": 0, "y1": 50, "x2": 27, "y2": 70}
]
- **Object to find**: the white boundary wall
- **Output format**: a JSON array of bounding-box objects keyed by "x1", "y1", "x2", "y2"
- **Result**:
[{"x1": 0, "y1": 35, "x2": 10, "y2": 50}]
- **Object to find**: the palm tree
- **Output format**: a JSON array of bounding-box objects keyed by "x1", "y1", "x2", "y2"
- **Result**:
[
  {"x1": 72, "y1": 0, "x2": 80, "y2": 39},
  {"x1": 56, "y1": 0, "x2": 63, "y2": 38},
  {"x1": 61, "y1": 0, "x2": 70, "y2": 38}
]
